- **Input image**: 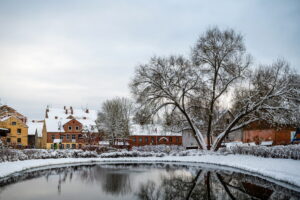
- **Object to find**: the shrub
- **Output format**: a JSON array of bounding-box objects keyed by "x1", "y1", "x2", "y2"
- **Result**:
[{"x1": 226, "y1": 144, "x2": 300, "y2": 160}]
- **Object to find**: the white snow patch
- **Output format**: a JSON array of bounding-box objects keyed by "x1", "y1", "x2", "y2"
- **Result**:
[{"x1": 0, "y1": 155, "x2": 300, "y2": 187}]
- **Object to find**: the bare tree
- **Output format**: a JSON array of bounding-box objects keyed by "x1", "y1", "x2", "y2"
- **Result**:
[
  {"x1": 132, "y1": 106, "x2": 153, "y2": 125},
  {"x1": 191, "y1": 27, "x2": 252, "y2": 149},
  {"x1": 212, "y1": 60, "x2": 300, "y2": 150},
  {"x1": 130, "y1": 55, "x2": 207, "y2": 149},
  {"x1": 96, "y1": 97, "x2": 133, "y2": 145},
  {"x1": 130, "y1": 27, "x2": 300, "y2": 151},
  {"x1": 81, "y1": 125, "x2": 99, "y2": 149}
]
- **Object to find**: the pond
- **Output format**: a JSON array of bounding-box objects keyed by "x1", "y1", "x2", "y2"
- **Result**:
[{"x1": 0, "y1": 163, "x2": 299, "y2": 200}]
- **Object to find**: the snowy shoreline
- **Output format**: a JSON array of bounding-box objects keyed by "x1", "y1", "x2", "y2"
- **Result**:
[{"x1": 0, "y1": 155, "x2": 300, "y2": 188}]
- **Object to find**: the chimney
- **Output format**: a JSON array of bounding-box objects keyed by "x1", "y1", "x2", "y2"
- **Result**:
[
  {"x1": 86, "y1": 108, "x2": 89, "y2": 113},
  {"x1": 70, "y1": 106, "x2": 73, "y2": 114},
  {"x1": 65, "y1": 109, "x2": 68, "y2": 114},
  {"x1": 64, "y1": 106, "x2": 66, "y2": 110},
  {"x1": 45, "y1": 111, "x2": 48, "y2": 118}
]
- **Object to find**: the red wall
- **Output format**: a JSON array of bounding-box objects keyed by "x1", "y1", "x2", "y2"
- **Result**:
[
  {"x1": 243, "y1": 128, "x2": 295, "y2": 145},
  {"x1": 129, "y1": 135, "x2": 182, "y2": 147}
]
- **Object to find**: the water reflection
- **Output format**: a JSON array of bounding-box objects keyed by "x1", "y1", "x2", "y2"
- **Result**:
[
  {"x1": 0, "y1": 163, "x2": 299, "y2": 200},
  {"x1": 137, "y1": 167, "x2": 300, "y2": 200}
]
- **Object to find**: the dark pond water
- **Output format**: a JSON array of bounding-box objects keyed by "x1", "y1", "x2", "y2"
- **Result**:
[{"x1": 0, "y1": 163, "x2": 299, "y2": 200}]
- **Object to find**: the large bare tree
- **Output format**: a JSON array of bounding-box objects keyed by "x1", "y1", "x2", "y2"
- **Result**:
[
  {"x1": 130, "y1": 27, "x2": 300, "y2": 151},
  {"x1": 96, "y1": 97, "x2": 133, "y2": 145},
  {"x1": 191, "y1": 27, "x2": 251, "y2": 149}
]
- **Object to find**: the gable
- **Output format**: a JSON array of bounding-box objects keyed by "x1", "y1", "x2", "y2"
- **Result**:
[{"x1": 63, "y1": 119, "x2": 83, "y2": 132}]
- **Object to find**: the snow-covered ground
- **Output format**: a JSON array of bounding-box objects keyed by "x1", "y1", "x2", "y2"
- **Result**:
[{"x1": 0, "y1": 155, "x2": 299, "y2": 188}]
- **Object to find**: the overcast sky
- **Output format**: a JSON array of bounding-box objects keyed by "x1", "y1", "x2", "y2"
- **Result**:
[{"x1": 0, "y1": 0, "x2": 299, "y2": 119}]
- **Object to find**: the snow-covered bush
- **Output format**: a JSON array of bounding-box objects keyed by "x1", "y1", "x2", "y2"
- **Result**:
[
  {"x1": 0, "y1": 149, "x2": 99, "y2": 162},
  {"x1": 0, "y1": 149, "x2": 28, "y2": 162},
  {"x1": 100, "y1": 150, "x2": 158, "y2": 158},
  {"x1": 132, "y1": 145, "x2": 184, "y2": 154},
  {"x1": 226, "y1": 144, "x2": 300, "y2": 160}
]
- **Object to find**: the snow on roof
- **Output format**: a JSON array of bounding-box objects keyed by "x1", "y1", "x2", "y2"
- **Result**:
[
  {"x1": 45, "y1": 118, "x2": 69, "y2": 132},
  {"x1": 27, "y1": 120, "x2": 44, "y2": 137},
  {"x1": 45, "y1": 107, "x2": 98, "y2": 133},
  {"x1": 45, "y1": 118, "x2": 98, "y2": 132},
  {"x1": 46, "y1": 107, "x2": 98, "y2": 121},
  {"x1": 130, "y1": 124, "x2": 182, "y2": 136},
  {"x1": 0, "y1": 116, "x2": 11, "y2": 122}
]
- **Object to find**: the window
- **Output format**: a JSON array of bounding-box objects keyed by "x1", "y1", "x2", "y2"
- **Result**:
[
  {"x1": 133, "y1": 138, "x2": 136, "y2": 142},
  {"x1": 51, "y1": 144, "x2": 54, "y2": 149},
  {"x1": 78, "y1": 134, "x2": 83, "y2": 139},
  {"x1": 145, "y1": 137, "x2": 148, "y2": 143},
  {"x1": 151, "y1": 137, "x2": 155, "y2": 143},
  {"x1": 169, "y1": 137, "x2": 172, "y2": 143},
  {"x1": 76, "y1": 126, "x2": 79, "y2": 131},
  {"x1": 66, "y1": 144, "x2": 70, "y2": 149},
  {"x1": 17, "y1": 138, "x2": 21, "y2": 143},
  {"x1": 139, "y1": 137, "x2": 143, "y2": 143},
  {"x1": 17, "y1": 129, "x2": 21, "y2": 134},
  {"x1": 6, "y1": 138, "x2": 11, "y2": 143},
  {"x1": 78, "y1": 144, "x2": 82, "y2": 149},
  {"x1": 68, "y1": 126, "x2": 72, "y2": 131},
  {"x1": 51, "y1": 135, "x2": 55, "y2": 141},
  {"x1": 72, "y1": 144, "x2": 76, "y2": 149},
  {"x1": 11, "y1": 122, "x2": 16, "y2": 125},
  {"x1": 72, "y1": 134, "x2": 76, "y2": 140},
  {"x1": 66, "y1": 134, "x2": 70, "y2": 139},
  {"x1": 60, "y1": 135, "x2": 64, "y2": 140},
  {"x1": 176, "y1": 137, "x2": 179, "y2": 143}
]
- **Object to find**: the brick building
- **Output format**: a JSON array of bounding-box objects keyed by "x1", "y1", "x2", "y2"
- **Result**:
[
  {"x1": 128, "y1": 124, "x2": 182, "y2": 147},
  {"x1": 243, "y1": 121, "x2": 298, "y2": 145},
  {"x1": 43, "y1": 106, "x2": 100, "y2": 149}
]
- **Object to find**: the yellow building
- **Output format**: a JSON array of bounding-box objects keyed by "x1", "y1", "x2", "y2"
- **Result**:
[{"x1": 0, "y1": 115, "x2": 28, "y2": 147}]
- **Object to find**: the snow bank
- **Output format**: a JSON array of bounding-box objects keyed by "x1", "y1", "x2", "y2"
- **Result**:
[
  {"x1": 0, "y1": 155, "x2": 300, "y2": 188},
  {"x1": 0, "y1": 149, "x2": 98, "y2": 162},
  {"x1": 223, "y1": 144, "x2": 300, "y2": 160}
]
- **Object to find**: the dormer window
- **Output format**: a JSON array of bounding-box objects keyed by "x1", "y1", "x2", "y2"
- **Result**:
[
  {"x1": 12, "y1": 122, "x2": 16, "y2": 125},
  {"x1": 68, "y1": 126, "x2": 72, "y2": 131}
]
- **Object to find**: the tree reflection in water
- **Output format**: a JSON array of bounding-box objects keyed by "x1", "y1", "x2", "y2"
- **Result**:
[
  {"x1": 0, "y1": 164, "x2": 300, "y2": 200},
  {"x1": 137, "y1": 167, "x2": 300, "y2": 200}
]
